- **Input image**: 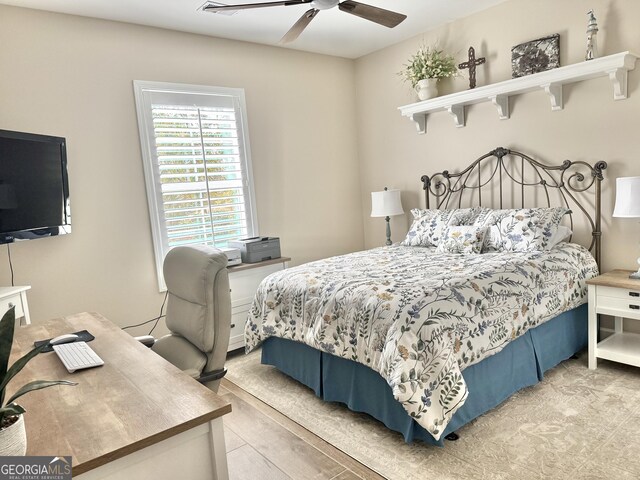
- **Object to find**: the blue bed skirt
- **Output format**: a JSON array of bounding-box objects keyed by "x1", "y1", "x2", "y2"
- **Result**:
[{"x1": 261, "y1": 304, "x2": 587, "y2": 446}]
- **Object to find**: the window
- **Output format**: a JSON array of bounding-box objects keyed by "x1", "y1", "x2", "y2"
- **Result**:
[{"x1": 134, "y1": 81, "x2": 258, "y2": 290}]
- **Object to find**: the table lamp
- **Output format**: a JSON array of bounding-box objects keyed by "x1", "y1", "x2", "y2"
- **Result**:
[
  {"x1": 371, "y1": 187, "x2": 404, "y2": 246},
  {"x1": 613, "y1": 176, "x2": 640, "y2": 279}
]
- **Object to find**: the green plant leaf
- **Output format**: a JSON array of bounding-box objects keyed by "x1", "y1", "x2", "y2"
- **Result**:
[
  {"x1": 0, "y1": 403, "x2": 26, "y2": 424},
  {"x1": 0, "y1": 403, "x2": 25, "y2": 416},
  {"x1": 6, "y1": 380, "x2": 76, "y2": 407},
  {"x1": 0, "y1": 307, "x2": 16, "y2": 405},
  {"x1": 0, "y1": 343, "x2": 49, "y2": 407}
]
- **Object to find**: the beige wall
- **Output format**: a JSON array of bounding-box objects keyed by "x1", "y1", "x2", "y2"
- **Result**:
[
  {"x1": 355, "y1": 0, "x2": 640, "y2": 273},
  {"x1": 0, "y1": 5, "x2": 363, "y2": 333}
]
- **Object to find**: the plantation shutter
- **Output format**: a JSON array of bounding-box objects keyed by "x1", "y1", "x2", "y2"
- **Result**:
[
  {"x1": 134, "y1": 82, "x2": 258, "y2": 290},
  {"x1": 152, "y1": 104, "x2": 249, "y2": 247}
]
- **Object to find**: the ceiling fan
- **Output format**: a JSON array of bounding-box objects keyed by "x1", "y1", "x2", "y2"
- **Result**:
[{"x1": 202, "y1": 0, "x2": 407, "y2": 44}]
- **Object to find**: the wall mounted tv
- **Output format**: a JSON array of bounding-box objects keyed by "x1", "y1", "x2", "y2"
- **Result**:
[{"x1": 0, "y1": 129, "x2": 71, "y2": 244}]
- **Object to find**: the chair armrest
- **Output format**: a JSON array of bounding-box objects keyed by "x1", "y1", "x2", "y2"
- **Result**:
[
  {"x1": 197, "y1": 367, "x2": 227, "y2": 384},
  {"x1": 135, "y1": 335, "x2": 156, "y2": 348}
]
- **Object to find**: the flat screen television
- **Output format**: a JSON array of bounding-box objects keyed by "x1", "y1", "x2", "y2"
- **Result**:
[{"x1": 0, "y1": 129, "x2": 71, "y2": 244}]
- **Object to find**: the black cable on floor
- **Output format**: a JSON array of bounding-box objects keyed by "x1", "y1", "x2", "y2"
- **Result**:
[{"x1": 7, "y1": 244, "x2": 14, "y2": 287}]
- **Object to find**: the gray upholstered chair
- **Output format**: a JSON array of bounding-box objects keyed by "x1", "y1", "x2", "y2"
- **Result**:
[{"x1": 140, "y1": 245, "x2": 231, "y2": 392}]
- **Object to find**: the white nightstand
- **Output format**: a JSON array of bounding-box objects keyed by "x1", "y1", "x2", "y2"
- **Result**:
[
  {"x1": 587, "y1": 270, "x2": 640, "y2": 369},
  {"x1": 0, "y1": 286, "x2": 32, "y2": 325},
  {"x1": 227, "y1": 257, "x2": 290, "y2": 352}
]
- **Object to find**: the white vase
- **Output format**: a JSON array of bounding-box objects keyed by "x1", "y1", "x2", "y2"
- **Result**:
[
  {"x1": 0, "y1": 415, "x2": 27, "y2": 456},
  {"x1": 416, "y1": 78, "x2": 438, "y2": 101}
]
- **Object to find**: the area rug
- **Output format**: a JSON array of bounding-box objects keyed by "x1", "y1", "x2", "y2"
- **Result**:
[{"x1": 226, "y1": 349, "x2": 640, "y2": 480}]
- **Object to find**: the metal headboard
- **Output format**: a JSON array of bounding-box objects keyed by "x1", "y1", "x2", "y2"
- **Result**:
[{"x1": 421, "y1": 147, "x2": 607, "y2": 266}]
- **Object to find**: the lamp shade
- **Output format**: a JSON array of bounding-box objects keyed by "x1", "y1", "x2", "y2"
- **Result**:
[
  {"x1": 613, "y1": 176, "x2": 640, "y2": 218},
  {"x1": 371, "y1": 189, "x2": 404, "y2": 217}
]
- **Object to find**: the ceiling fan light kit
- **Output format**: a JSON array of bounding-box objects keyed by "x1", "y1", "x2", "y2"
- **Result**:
[{"x1": 202, "y1": 0, "x2": 406, "y2": 44}]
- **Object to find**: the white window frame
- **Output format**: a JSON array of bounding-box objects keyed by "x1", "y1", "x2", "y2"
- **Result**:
[{"x1": 133, "y1": 80, "x2": 259, "y2": 291}]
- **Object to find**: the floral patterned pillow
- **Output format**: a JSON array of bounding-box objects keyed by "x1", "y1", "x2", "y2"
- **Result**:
[
  {"x1": 401, "y1": 208, "x2": 479, "y2": 247},
  {"x1": 401, "y1": 209, "x2": 438, "y2": 246},
  {"x1": 481, "y1": 207, "x2": 569, "y2": 252},
  {"x1": 471, "y1": 208, "x2": 514, "y2": 228},
  {"x1": 436, "y1": 225, "x2": 487, "y2": 254}
]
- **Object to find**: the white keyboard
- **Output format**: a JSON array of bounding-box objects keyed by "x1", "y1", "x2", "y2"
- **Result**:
[{"x1": 53, "y1": 341, "x2": 104, "y2": 373}]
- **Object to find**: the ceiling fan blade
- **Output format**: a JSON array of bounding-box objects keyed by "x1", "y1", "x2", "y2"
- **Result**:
[
  {"x1": 338, "y1": 0, "x2": 406, "y2": 28},
  {"x1": 280, "y1": 8, "x2": 319, "y2": 44},
  {"x1": 203, "y1": 0, "x2": 312, "y2": 13}
]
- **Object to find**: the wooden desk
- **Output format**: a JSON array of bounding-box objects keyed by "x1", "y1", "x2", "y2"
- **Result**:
[{"x1": 7, "y1": 312, "x2": 231, "y2": 479}]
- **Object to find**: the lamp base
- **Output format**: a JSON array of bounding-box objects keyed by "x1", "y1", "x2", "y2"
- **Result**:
[
  {"x1": 385, "y1": 216, "x2": 392, "y2": 246},
  {"x1": 630, "y1": 257, "x2": 640, "y2": 280}
]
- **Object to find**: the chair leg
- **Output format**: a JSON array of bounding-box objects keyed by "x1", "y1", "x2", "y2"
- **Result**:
[{"x1": 445, "y1": 432, "x2": 460, "y2": 441}]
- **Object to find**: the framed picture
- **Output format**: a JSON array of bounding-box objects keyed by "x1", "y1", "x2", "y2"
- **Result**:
[{"x1": 511, "y1": 34, "x2": 560, "y2": 78}]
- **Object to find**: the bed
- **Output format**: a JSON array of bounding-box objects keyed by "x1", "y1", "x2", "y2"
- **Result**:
[{"x1": 245, "y1": 147, "x2": 608, "y2": 446}]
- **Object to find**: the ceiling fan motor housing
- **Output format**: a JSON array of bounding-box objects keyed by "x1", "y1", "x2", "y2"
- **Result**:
[{"x1": 310, "y1": 0, "x2": 340, "y2": 10}]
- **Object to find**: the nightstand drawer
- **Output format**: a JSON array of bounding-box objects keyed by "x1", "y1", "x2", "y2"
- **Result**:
[
  {"x1": 598, "y1": 295, "x2": 640, "y2": 314},
  {"x1": 230, "y1": 310, "x2": 248, "y2": 338},
  {"x1": 0, "y1": 294, "x2": 25, "y2": 319},
  {"x1": 229, "y1": 263, "x2": 284, "y2": 304},
  {"x1": 598, "y1": 286, "x2": 640, "y2": 300},
  {"x1": 228, "y1": 309, "x2": 249, "y2": 351}
]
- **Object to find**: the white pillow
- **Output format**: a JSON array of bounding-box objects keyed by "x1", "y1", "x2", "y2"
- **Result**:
[{"x1": 547, "y1": 225, "x2": 573, "y2": 249}]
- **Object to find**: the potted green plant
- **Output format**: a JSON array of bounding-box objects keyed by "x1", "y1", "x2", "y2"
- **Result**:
[
  {"x1": 399, "y1": 44, "x2": 458, "y2": 100},
  {"x1": 0, "y1": 307, "x2": 76, "y2": 455}
]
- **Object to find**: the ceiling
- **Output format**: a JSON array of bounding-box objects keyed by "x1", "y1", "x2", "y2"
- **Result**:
[{"x1": 2, "y1": 0, "x2": 509, "y2": 58}]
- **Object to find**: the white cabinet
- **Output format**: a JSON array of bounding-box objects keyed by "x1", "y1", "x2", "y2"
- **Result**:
[
  {"x1": 227, "y1": 258, "x2": 289, "y2": 351},
  {"x1": 0, "y1": 286, "x2": 31, "y2": 325},
  {"x1": 587, "y1": 270, "x2": 640, "y2": 369}
]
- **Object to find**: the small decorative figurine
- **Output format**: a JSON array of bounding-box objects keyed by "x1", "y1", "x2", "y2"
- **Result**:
[
  {"x1": 458, "y1": 46, "x2": 486, "y2": 89},
  {"x1": 586, "y1": 10, "x2": 599, "y2": 60}
]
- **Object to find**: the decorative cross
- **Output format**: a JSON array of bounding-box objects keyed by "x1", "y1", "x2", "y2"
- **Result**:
[{"x1": 458, "y1": 46, "x2": 486, "y2": 89}]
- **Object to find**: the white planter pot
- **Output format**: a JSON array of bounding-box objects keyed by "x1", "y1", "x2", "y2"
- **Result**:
[
  {"x1": 416, "y1": 78, "x2": 438, "y2": 101},
  {"x1": 0, "y1": 415, "x2": 27, "y2": 456}
]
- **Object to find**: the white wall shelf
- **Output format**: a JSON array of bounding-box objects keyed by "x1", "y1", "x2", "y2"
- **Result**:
[{"x1": 398, "y1": 51, "x2": 639, "y2": 134}]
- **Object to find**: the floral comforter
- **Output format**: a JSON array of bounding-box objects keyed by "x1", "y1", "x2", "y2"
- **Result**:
[{"x1": 245, "y1": 243, "x2": 598, "y2": 440}]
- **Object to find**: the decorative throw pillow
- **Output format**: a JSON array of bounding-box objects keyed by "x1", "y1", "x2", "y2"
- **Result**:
[
  {"x1": 436, "y1": 225, "x2": 487, "y2": 254},
  {"x1": 482, "y1": 207, "x2": 570, "y2": 252},
  {"x1": 401, "y1": 208, "x2": 478, "y2": 247}
]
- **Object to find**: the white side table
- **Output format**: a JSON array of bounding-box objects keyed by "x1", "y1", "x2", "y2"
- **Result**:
[
  {"x1": 587, "y1": 270, "x2": 640, "y2": 369},
  {"x1": 227, "y1": 257, "x2": 290, "y2": 352},
  {"x1": 0, "y1": 286, "x2": 31, "y2": 325}
]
